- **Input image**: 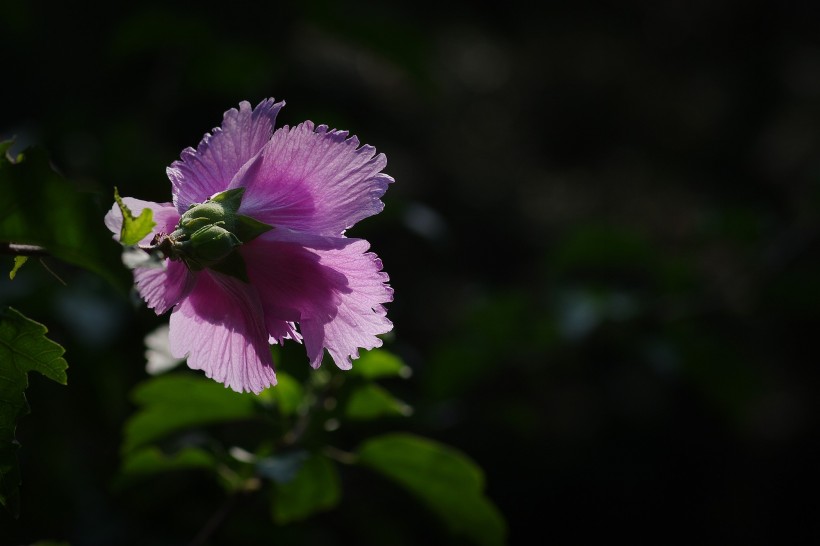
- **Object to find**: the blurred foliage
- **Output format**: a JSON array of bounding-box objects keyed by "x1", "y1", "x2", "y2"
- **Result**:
[
  {"x1": 357, "y1": 433, "x2": 506, "y2": 546},
  {"x1": 114, "y1": 350, "x2": 502, "y2": 545},
  {"x1": 0, "y1": 140, "x2": 130, "y2": 293},
  {"x1": 2, "y1": 0, "x2": 820, "y2": 544}
]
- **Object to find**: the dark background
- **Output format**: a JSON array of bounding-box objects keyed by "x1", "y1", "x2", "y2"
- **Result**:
[{"x1": 3, "y1": 1, "x2": 820, "y2": 544}]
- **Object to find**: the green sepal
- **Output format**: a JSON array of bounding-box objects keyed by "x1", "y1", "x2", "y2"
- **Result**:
[
  {"x1": 236, "y1": 214, "x2": 274, "y2": 243},
  {"x1": 210, "y1": 187, "x2": 246, "y2": 210},
  {"x1": 208, "y1": 251, "x2": 251, "y2": 284}
]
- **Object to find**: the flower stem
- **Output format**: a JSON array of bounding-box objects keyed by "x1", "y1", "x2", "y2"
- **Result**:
[{"x1": 188, "y1": 492, "x2": 240, "y2": 546}]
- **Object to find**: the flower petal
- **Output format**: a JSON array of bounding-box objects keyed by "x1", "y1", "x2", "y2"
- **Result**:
[
  {"x1": 167, "y1": 98, "x2": 285, "y2": 211},
  {"x1": 240, "y1": 230, "x2": 393, "y2": 370},
  {"x1": 134, "y1": 260, "x2": 195, "y2": 315},
  {"x1": 104, "y1": 198, "x2": 179, "y2": 245},
  {"x1": 232, "y1": 122, "x2": 393, "y2": 236},
  {"x1": 168, "y1": 270, "x2": 276, "y2": 393}
]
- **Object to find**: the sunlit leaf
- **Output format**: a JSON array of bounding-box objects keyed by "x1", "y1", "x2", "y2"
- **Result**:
[
  {"x1": 271, "y1": 453, "x2": 340, "y2": 524},
  {"x1": 122, "y1": 373, "x2": 257, "y2": 453},
  {"x1": 0, "y1": 140, "x2": 130, "y2": 291},
  {"x1": 357, "y1": 433, "x2": 506, "y2": 546},
  {"x1": 113, "y1": 186, "x2": 155, "y2": 246},
  {"x1": 8, "y1": 256, "x2": 27, "y2": 280},
  {"x1": 345, "y1": 383, "x2": 412, "y2": 420},
  {"x1": 349, "y1": 348, "x2": 411, "y2": 379},
  {"x1": 0, "y1": 307, "x2": 68, "y2": 517}
]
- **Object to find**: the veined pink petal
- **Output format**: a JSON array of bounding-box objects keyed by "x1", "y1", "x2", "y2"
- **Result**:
[
  {"x1": 232, "y1": 122, "x2": 393, "y2": 237},
  {"x1": 167, "y1": 98, "x2": 285, "y2": 211},
  {"x1": 104, "y1": 198, "x2": 179, "y2": 246},
  {"x1": 168, "y1": 270, "x2": 277, "y2": 393},
  {"x1": 240, "y1": 230, "x2": 393, "y2": 370},
  {"x1": 134, "y1": 261, "x2": 195, "y2": 315}
]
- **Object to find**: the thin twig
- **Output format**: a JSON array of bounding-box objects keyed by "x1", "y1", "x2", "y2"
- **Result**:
[
  {"x1": 188, "y1": 493, "x2": 240, "y2": 546},
  {"x1": 323, "y1": 445, "x2": 358, "y2": 465},
  {"x1": 38, "y1": 258, "x2": 67, "y2": 286}
]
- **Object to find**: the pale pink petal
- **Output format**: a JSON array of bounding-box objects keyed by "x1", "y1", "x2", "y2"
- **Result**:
[
  {"x1": 240, "y1": 230, "x2": 393, "y2": 370},
  {"x1": 231, "y1": 122, "x2": 393, "y2": 237},
  {"x1": 134, "y1": 261, "x2": 195, "y2": 315},
  {"x1": 168, "y1": 270, "x2": 276, "y2": 393},
  {"x1": 104, "y1": 198, "x2": 189, "y2": 313},
  {"x1": 167, "y1": 99, "x2": 285, "y2": 211},
  {"x1": 104, "y1": 198, "x2": 179, "y2": 245},
  {"x1": 269, "y1": 321, "x2": 302, "y2": 346}
]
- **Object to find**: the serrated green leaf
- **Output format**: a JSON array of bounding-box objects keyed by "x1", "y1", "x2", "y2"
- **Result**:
[
  {"x1": 0, "y1": 142, "x2": 130, "y2": 291},
  {"x1": 123, "y1": 373, "x2": 258, "y2": 453},
  {"x1": 345, "y1": 383, "x2": 412, "y2": 420},
  {"x1": 120, "y1": 446, "x2": 217, "y2": 482},
  {"x1": 9, "y1": 256, "x2": 28, "y2": 280},
  {"x1": 349, "y1": 348, "x2": 411, "y2": 380},
  {"x1": 0, "y1": 307, "x2": 68, "y2": 517},
  {"x1": 357, "y1": 433, "x2": 506, "y2": 546},
  {"x1": 113, "y1": 186, "x2": 156, "y2": 246},
  {"x1": 271, "y1": 454, "x2": 340, "y2": 524}
]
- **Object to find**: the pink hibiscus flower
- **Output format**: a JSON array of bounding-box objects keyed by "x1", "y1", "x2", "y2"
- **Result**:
[{"x1": 106, "y1": 99, "x2": 393, "y2": 393}]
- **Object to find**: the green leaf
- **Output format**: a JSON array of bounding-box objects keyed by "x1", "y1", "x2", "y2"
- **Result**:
[
  {"x1": 0, "y1": 141, "x2": 130, "y2": 291},
  {"x1": 256, "y1": 371, "x2": 304, "y2": 417},
  {"x1": 349, "y1": 348, "x2": 411, "y2": 380},
  {"x1": 8, "y1": 256, "x2": 28, "y2": 280},
  {"x1": 113, "y1": 186, "x2": 156, "y2": 246},
  {"x1": 345, "y1": 383, "x2": 412, "y2": 420},
  {"x1": 122, "y1": 373, "x2": 258, "y2": 453},
  {"x1": 357, "y1": 433, "x2": 506, "y2": 546},
  {"x1": 271, "y1": 453, "x2": 340, "y2": 524},
  {"x1": 0, "y1": 307, "x2": 68, "y2": 517},
  {"x1": 120, "y1": 446, "x2": 217, "y2": 481}
]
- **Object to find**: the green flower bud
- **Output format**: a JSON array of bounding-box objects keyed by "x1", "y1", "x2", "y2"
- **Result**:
[
  {"x1": 179, "y1": 224, "x2": 242, "y2": 270},
  {"x1": 156, "y1": 187, "x2": 273, "y2": 279},
  {"x1": 179, "y1": 202, "x2": 230, "y2": 231}
]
